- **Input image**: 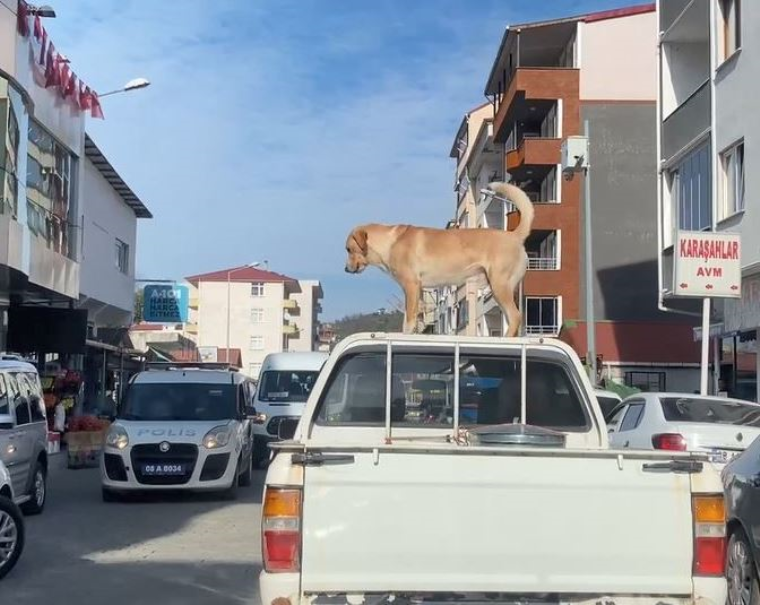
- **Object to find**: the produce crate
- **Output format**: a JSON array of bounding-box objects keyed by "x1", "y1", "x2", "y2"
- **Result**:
[{"x1": 66, "y1": 430, "x2": 106, "y2": 469}]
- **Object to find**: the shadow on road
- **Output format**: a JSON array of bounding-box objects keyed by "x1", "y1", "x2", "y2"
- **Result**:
[{"x1": 2, "y1": 458, "x2": 267, "y2": 604}]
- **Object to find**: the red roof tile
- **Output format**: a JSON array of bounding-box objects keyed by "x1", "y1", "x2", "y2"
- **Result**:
[
  {"x1": 559, "y1": 321, "x2": 700, "y2": 364},
  {"x1": 186, "y1": 266, "x2": 296, "y2": 286},
  {"x1": 130, "y1": 322, "x2": 164, "y2": 331}
]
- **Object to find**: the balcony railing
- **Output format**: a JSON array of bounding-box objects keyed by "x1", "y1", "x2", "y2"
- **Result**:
[
  {"x1": 525, "y1": 324, "x2": 559, "y2": 335},
  {"x1": 527, "y1": 257, "x2": 558, "y2": 270}
]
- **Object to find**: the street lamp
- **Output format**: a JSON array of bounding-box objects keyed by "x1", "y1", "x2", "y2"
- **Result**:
[
  {"x1": 99, "y1": 78, "x2": 151, "y2": 98},
  {"x1": 226, "y1": 263, "x2": 260, "y2": 363}
]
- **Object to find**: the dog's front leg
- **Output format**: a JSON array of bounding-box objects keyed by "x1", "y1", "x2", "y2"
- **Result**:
[{"x1": 401, "y1": 280, "x2": 421, "y2": 334}]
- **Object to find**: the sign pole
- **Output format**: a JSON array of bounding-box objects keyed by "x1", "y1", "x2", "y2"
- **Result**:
[{"x1": 700, "y1": 298, "x2": 710, "y2": 396}]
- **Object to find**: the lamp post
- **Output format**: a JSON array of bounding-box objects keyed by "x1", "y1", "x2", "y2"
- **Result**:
[
  {"x1": 99, "y1": 78, "x2": 151, "y2": 98},
  {"x1": 226, "y1": 263, "x2": 260, "y2": 363}
]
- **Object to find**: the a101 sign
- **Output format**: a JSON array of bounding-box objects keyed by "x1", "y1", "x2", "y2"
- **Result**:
[
  {"x1": 143, "y1": 284, "x2": 190, "y2": 323},
  {"x1": 674, "y1": 231, "x2": 741, "y2": 298}
]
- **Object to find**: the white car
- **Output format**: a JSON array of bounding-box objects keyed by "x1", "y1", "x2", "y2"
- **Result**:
[
  {"x1": 607, "y1": 392, "x2": 760, "y2": 463},
  {"x1": 251, "y1": 352, "x2": 328, "y2": 467},
  {"x1": 0, "y1": 460, "x2": 24, "y2": 580},
  {"x1": 101, "y1": 363, "x2": 256, "y2": 501}
]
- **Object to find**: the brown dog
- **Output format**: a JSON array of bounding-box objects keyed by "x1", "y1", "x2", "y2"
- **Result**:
[{"x1": 344, "y1": 181, "x2": 534, "y2": 336}]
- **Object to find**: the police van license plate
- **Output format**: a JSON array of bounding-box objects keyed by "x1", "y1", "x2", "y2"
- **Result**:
[{"x1": 142, "y1": 463, "x2": 186, "y2": 475}]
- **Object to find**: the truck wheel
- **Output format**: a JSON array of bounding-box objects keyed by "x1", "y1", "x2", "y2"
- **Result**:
[
  {"x1": 727, "y1": 529, "x2": 760, "y2": 605},
  {"x1": 0, "y1": 496, "x2": 25, "y2": 580},
  {"x1": 20, "y1": 461, "x2": 46, "y2": 516},
  {"x1": 238, "y1": 454, "x2": 252, "y2": 487}
]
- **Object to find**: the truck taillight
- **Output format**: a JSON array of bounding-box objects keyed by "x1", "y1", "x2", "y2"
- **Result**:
[
  {"x1": 693, "y1": 495, "x2": 726, "y2": 577},
  {"x1": 262, "y1": 487, "x2": 302, "y2": 573},
  {"x1": 652, "y1": 433, "x2": 687, "y2": 451}
]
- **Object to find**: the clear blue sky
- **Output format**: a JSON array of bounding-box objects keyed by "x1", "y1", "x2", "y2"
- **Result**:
[{"x1": 47, "y1": 0, "x2": 637, "y2": 320}]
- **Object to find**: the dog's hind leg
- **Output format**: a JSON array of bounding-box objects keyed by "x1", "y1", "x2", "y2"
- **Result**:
[
  {"x1": 487, "y1": 255, "x2": 527, "y2": 338},
  {"x1": 400, "y1": 278, "x2": 422, "y2": 334}
]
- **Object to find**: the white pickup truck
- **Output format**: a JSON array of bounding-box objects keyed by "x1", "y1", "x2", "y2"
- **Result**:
[{"x1": 259, "y1": 333, "x2": 727, "y2": 605}]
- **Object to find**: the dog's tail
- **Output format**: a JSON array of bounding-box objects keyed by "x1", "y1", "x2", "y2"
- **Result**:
[{"x1": 487, "y1": 181, "x2": 535, "y2": 242}]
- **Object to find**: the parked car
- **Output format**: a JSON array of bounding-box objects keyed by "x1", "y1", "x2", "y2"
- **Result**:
[
  {"x1": 594, "y1": 388, "x2": 622, "y2": 420},
  {"x1": 607, "y1": 392, "x2": 760, "y2": 462},
  {"x1": 260, "y1": 333, "x2": 727, "y2": 605},
  {"x1": 0, "y1": 359, "x2": 48, "y2": 515},
  {"x1": 0, "y1": 459, "x2": 25, "y2": 580},
  {"x1": 250, "y1": 351, "x2": 328, "y2": 468},
  {"x1": 722, "y1": 434, "x2": 760, "y2": 605},
  {"x1": 101, "y1": 362, "x2": 257, "y2": 501}
]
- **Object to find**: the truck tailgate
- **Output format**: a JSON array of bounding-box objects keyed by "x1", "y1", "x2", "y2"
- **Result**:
[{"x1": 300, "y1": 448, "x2": 694, "y2": 595}]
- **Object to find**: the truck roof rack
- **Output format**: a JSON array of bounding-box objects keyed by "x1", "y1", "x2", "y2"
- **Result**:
[{"x1": 145, "y1": 361, "x2": 241, "y2": 372}]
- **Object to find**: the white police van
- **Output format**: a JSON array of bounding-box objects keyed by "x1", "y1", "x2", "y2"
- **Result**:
[
  {"x1": 101, "y1": 363, "x2": 256, "y2": 501},
  {"x1": 251, "y1": 352, "x2": 328, "y2": 467}
]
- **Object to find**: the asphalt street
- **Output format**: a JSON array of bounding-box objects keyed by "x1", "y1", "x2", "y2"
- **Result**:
[{"x1": 2, "y1": 455, "x2": 265, "y2": 604}]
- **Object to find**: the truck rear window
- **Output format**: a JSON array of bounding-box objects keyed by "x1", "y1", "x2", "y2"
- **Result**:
[
  {"x1": 316, "y1": 351, "x2": 588, "y2": 431},
  {"x1": 660, "y1": 396, "x2": 760, "y2": 426}
]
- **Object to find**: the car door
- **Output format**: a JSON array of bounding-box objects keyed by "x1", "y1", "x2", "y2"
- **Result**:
[
  {"x1": 0, "y1": 373, "x2": 18, "y2": 479},
  {"x1": 239, "y1": 380, "x2": 253, "y2": 459},
  {"x1": 605, "y1": 404, "x2": 627, "y2": 448},
  {"x1": 615, "y1": 400, "x2": 646, "y2": 449},
  {"x1": 5, "y1": 373, "x2": 34, "y2": 495}
]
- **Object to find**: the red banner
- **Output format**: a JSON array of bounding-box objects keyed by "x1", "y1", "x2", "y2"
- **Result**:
[{"x1": 17, "y1": 1, "x2": 104, "y2": 119}]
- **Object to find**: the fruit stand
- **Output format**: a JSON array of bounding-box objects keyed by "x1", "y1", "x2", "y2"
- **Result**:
[{"x1": 66, "y1": 416, "x2": 110, "y2": 469}]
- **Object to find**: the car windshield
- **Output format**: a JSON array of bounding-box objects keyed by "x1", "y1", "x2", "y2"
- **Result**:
[
  {"x1": 258, "y1": 370, "x2": 320, "y2": 402},
  {"x1": 660, "y1": 396, "x2": 760, "y2": 427},
  {"x1": 119, "y1": 383, "x2": 237, "y2": 421}
]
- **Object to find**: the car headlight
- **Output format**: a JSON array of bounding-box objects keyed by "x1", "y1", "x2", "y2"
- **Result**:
[
  {"x1": 203, "y1": 425, "x2": 231, "y2": 449},
  {"x1": 105, "y1": 425, "x2": 129, "y2": 450}
]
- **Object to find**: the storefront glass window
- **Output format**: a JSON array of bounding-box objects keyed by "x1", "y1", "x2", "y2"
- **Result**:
[{"x1": 0, "y1": 78, "x2": 25, "y2": 219}]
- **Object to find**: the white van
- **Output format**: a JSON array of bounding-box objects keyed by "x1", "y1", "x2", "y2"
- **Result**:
[{"x1": 251, "y1": 352, "x2": 328, "y2": 467}]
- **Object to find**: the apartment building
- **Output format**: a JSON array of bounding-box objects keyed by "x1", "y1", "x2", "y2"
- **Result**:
[
  {"x1": 185, "y1": 266, "x2": 323, "y2": 377},
  {"x1": 657, "y1": 0, "x2": 758, "y2": 399},
  {"x1": 438, "y1": 3, "x2": 701, "y2": 391}
]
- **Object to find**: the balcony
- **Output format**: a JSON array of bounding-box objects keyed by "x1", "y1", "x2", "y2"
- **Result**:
[
  {"x1": 526, "y1": 230, "x2": 559, "y2": 271},
  {"x1": 506, "y1": 137, "x2": 561, "y2": 174},
  {"x1": 283, "y1": 323, "x2": 299, "y2": 336},
  {"x1": 494, "y1": 69, "x2": 579, "y2": 144},
  {"x1": 189, "y1": 296, "x2": 199, "y2": 309},
  {"x1": 283, "y1": 298, "x2": 299, "y2": 310},
  {"x1": 661, "y1": 79, "x2": 710, "y2": 161}
]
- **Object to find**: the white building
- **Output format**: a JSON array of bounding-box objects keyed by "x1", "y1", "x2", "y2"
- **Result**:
[
  {"x1": 78, "y1": 135, "x2": 151, "y2": 334},
  {"x1": 657, "y1": 0, "x2": 757, "y2": 399},
  {"x1": 185, "y1": 266, "x2": 323, "y2": 377}
]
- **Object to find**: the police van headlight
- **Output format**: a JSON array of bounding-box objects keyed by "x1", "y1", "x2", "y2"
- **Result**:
[
  {"x1": 106, "y1": 425, "x2": 129, "y2": 450},
  {"x1": 203, "y1": 425, "x2": 231, "y2": 449}
]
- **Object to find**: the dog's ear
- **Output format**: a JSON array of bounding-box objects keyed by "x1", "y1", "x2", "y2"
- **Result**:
[{"x1": 353, "y1": 229, "x2": 368, "y2": 255}]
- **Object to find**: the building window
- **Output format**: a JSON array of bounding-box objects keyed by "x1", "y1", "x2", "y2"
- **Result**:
[
  {"x1": 251, "y1": 308, "x2": 264, "y2": 323},
  {"x1": 670, "y1": 143, "x2": 711, "y2": 232},
  {"x1": 719, "y1": 0, "x2": 741, "y2": 61},
  {"x1": 524, "y1": 297, "x2": 560, "y2": 335},
  {"x1": 720, "y1": 141, "x2": 744, "y2": 218},
  {"x1": 249, "y1": 335, "x2": 264, "y2": 350},
  {"x1": 115, "y1": 239, "x2": 129, "y2": 274},
  {"x1": 625, "y1": 371, "x2": 666, "y2": 392},
  {"x1": 26, "y1": 119, "x2": 77, "y2": 259},
  {"x1": 251, "y1": 282, "x2": 265, "y2": 297},
  {"x1": 3, "y1": 101, "x2": 19, "y2": 217},
  {"x1": 456, "y1": 300, "x2": 469, "y2": 331}
]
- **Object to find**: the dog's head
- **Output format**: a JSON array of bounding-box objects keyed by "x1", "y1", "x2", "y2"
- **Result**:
[{"x1": 345, "y1": 227, "x2": 369, "y2": 274}]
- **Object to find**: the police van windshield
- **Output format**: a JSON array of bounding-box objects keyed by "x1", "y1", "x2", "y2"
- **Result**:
[
  {"x1": 119, "y1": 383, "x2": 237, "y2": 421},
  {"x1": 258, "y1": 371, "x2": 319, "y2": 403}
]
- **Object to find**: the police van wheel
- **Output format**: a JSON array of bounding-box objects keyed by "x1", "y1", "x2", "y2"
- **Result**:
[{"x1": 238, "y1": 455, "x2": 252, "y2": 487}]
